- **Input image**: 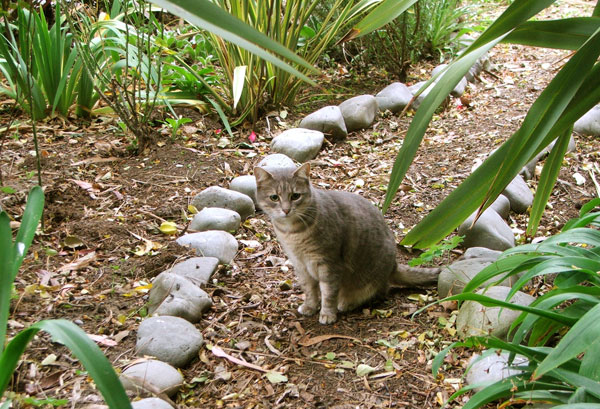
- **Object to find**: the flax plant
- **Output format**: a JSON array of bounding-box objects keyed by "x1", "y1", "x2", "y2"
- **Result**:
[
  {"x1": 0, "y1": 6, "x2": 99, "y2": 119},
  {"x1": 206, "y1": 0, "x2": 346, "y2": 124},
  {"x1": 0, "y1": 187, "x2": 131, "y2": 408},
  {"x1": 431, "y1": 199, "x2": 600, "y2": 407}
]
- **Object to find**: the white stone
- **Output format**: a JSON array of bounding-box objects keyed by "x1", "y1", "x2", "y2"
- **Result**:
[
  {"x1": 270, "y1": 128, "x2": 324, "y2": 163},
  {"x1": 136, "y1": 316, "x2": 203, "y2": 368},
  {"x1": 438, "y1": 258, "x2": 496, "y2": 298},
  {"x1": 131, "y1": 398, "x2": 174, "y2": 409},
  {"x1": 502, "y1": 175, "x2": 533, "y2": 214},
  {"x1": 229, "y1": 175, "x2": 257, "y2": 205},
  {"x1": 120, "y1": 360, "x2": 183, "y2": 397},
  {"x1": 375, "y1": 82, "x2": 413, "y2": 113},
  {"x1": 256, "y1": 153, "x2": 296, "y2": 171},
  {"x1": 458, "y1": 208, "x2": 515, "y2": 251},
  {"x1": 176, "y1": 231, "x2": 238, "y2": 264},
  {"x1": 338, "y1": 95, "x2": 378, "y2": 132},
  {"x1": 189, "y1": 207, "x2": 241, "y2": 233},
  {"x1": 147, "y1": 272, "x2": 212, "y2": 323},
  {"x1": 456, "y1": 286, "x2": 535, "y2": 339},
  {"x1": 574, "y1": 104, "x2": 600, "y2": 136},
  {"x1": 466, "y1": 351, "x2": 528, "y2": 392},
  {"x1": 191, "y1": 186, "x2": 255, "y2": 220},
  {"x1": 166, "y1": 257, "x2": 219, "y2": 286},
  {"x1": 490, "y1": 194, "x2": 511, "y2": 219},
  {"x1": 299, "y1": 105, "x2": 347, "y2": 141},
  {"x1": 463, "y1": 247, "x2": 502, "y2": 260}
]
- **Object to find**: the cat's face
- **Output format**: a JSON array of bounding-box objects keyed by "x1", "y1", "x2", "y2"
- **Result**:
[{"x1": 254, "y1": 163, "x2": 312, "y2": 222}]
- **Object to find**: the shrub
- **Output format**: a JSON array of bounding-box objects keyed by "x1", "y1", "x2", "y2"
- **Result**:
[
  {"x1": 0, "y1": 5, "x2": 99, "y2": 119},
  {"x1": 432, "y1": 199, "x2": 600, "y2": 407}
]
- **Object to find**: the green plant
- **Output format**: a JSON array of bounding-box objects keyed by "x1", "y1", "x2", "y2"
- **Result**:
[
  {"x1": 408, "y1": 235, "x2": 463, "y2": 267},
  {"x1": 354, "y1": 0, "x2": 474, "y2": 78},
  {"x1": 431, "y1": 199, "x2": 600, "y2": 407},
  {"x1": 0, "y1": 186, "x2": 132, "y2": 408},
  {"x1": 64, "y1": 0, "x2": 165, "y2": 151},
  {"x1": 355, "y1": 0, "x2": 600, "y2": 247},
  {"x1": 0, "y1": 6, "x2": 99, "y2": 119},
  {"x1": 165, "y1": 116, "x2": 192, "y2": 140},
  {"x1": 206, "y1": 0, "x2": 365, "y2": 124}
]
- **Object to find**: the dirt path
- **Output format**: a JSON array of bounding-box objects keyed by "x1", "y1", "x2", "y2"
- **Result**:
[{"x1": 1, "y1": 2, "x2": 599, "y2": 408}]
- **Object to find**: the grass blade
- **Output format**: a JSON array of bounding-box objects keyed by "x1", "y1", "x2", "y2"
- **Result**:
[
  {"x1": 0, "y1": 212, "x2": 15, "y2": 354},
  {"x1": 340, "y1": 0, "x2": 417, "y2": 42},
  {"x1": 534, "y1": 303, "x2": 600, "y2": 379},
  {"x1": 527, "y1": 128, "x2": 571, "y2": 235},
  {"x1": 401, "y1": 27, "x2": 600, "y2": 248},
  {"x1": 504, "y1": 18, "x2": 600, "y2": 50},
  {"x1": 0, "y1": 327, "x2": 37, "y2": 393},
  {"x1": 383, "y1": 39, "x2": 501, "y2": 213},
  {"x1": 14, "y1": 186, "x2": 44, "y2": 274},
  {"x1": 32, "y1": 319, "x2": 132, "y2": 408}
]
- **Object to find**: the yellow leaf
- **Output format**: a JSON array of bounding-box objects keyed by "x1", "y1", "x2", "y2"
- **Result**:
[{"x1": 159, "y1": 221, "x2": 178, "y2": 235}]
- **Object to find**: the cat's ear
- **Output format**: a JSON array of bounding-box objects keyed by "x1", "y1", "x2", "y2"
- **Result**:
[
  {"x1": 254, "y1": 167, "x2": 273, "y2": 183},
  {"x1": 293, "y1": 163, "x2": 311, "y2": 180}
]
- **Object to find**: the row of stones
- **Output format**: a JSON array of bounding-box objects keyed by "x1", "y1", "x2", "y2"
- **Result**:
[
  {"x1": 269, "y1": 56, "x2": 490, "y2": 164},
  {"x1": 435, "y1": 138, "x2": 579, "y2": 395},
  {"x1": 119, "y1": 154, "x2": 293, "y2": 408}
]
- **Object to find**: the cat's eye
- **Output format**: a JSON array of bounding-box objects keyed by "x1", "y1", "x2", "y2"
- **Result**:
[
  {"x1": 269, "y1": 194, "x2": 280, "y2": 202},
  {"x1": 290, "y1": 193, "x2": 301, "y2": 201}
]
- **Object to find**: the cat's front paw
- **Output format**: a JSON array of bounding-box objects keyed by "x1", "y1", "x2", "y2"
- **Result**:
[
  {"x1": 298, "y1": 303, "x2": 317, "y2": 316},
  {"x1": 319, "y1": 311, "x2": 337, "y2": 325}
]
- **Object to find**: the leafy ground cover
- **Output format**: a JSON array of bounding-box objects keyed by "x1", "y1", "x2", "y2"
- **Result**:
[{"x1": 1, "y1": 2, "x2": 599, "y2": 408}]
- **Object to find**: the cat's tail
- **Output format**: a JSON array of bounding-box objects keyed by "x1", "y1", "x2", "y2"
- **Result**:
[{"x1": 390, "y1": 263, "x2": 441, "y2": 288}]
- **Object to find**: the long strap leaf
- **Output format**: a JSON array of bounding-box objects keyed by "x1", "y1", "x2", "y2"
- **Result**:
[
  {"x1": 534, "y1": 303, "x2": 600, "y2": 379},
  {"x1": 402, "y1": 27, "x2": 600, "y2": 248},
  {"x1": 0, "y1": 320, "x2": 131, "y2": 408}
]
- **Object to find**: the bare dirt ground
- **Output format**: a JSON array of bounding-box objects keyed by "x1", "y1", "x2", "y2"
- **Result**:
[{"x1": 1, "y1": 2, "x2": 599, "y2": 408}]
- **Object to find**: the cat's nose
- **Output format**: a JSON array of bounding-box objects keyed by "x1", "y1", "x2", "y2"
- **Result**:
[{"x1": 282, "y1": 207, "x2": 291, "y2": 215}]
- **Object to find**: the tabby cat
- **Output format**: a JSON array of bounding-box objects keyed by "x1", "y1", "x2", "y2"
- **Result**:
[{"x1": 255, "y1": 163, "x2": 440, "y2": 324}]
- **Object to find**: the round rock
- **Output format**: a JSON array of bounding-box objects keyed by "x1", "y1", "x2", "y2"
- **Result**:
[
  {"x1": 574, "y1": 104, "x2": 600, "y2": 136},
  {"x1": 189, "y1": 207, "x2": 241, "y2": 233},
  {"x1": 256, "y1": 153, "x2": 296, "y2": 171},
  {"x1": 299, "y1": 105, "x2": 348, "y2": 141},
  {"x1": 270, "y1": 128, "x2": 324, "y2": 163},
  {"x1": 375, "y1": 82, "x2": 413, "y2": 113},
  {"x1": 438, "y1": 258, "x2": 495, "y2": 299},
  {"x1": 490, "y1": 194, "x2": 511, "y2": 219},
  {"x1": 229, "y1": 175, "x2": 257, "y2": 205},
  {"x1": 136, "y1": 316, "x2": 203, "y2": 368},
  {"x1": 147, "y1": 272, "x2": 212, "y2": 323},
  {"x1": 408, "y1": 81, "x2": 444, "y2": 110},
  {"x1": 463, "y1": 247, "x2": 502, "y2": 260},
  {"x1": 458, "y1": 207, "x2": 515, "y2": 251},
  {"x1": 131, "y1": 398, "x2": 174, "y2": 409},
  {"x1": 438, "y1": 258, "x2": 520, "y2": 299},
  {"x1": 466, "y1": 351, "x2": 528, "y2": 392},
  {"x1": 456, "y1": 286, "x2": 535, "y2": 339},
  {"x1": 166, "y1": 257, "x2": 219, "y2": 286},
  {"x1": 176, "y1": 231, "x2": 238, "y2": 264},
  {"x1": 120, "y1": 360, "x2": 183, "y2": 397},
  {"x1": 191, "y1": 186, "x2": 255, "y2": 220},
  {"x1": 338, "y1": 95, "x2": 378, "y2": 132},
  {"x1": 502, "y1": 175, "x2": 533, "y2": 214}
]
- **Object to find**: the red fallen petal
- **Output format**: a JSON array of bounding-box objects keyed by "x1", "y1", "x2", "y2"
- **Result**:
[{"x1": 249, "y1": 131, "x2": 257, "y2": 142}]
